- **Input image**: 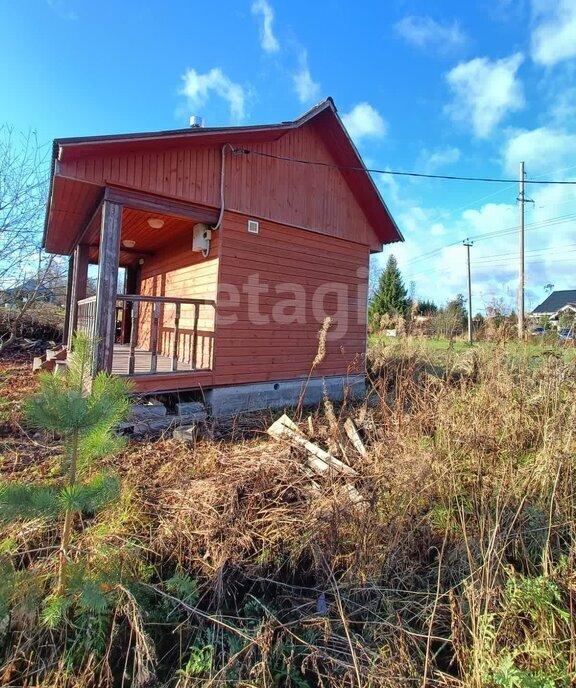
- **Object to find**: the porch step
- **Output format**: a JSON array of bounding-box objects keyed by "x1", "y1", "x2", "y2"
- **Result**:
[
  {"x1": 46, "y1": 346, "x2": 67, "y2": 361},
  {"x1": 54, "y1": 360, "x2": 68, "y2": 373},
  {"x1": 33, "y1": 355, "x2": 55, "y2": 373},
  {"x1": 33, "y1": 346, "x2": 69, "y2": 373}
]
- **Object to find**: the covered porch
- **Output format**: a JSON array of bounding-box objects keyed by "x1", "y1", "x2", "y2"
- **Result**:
[
  {"x1": 75, "y1": 294, "x2": 216, "y2": 377},
  {"x1": 59, "y1": 186, "x2": 220, "y2": 391}
]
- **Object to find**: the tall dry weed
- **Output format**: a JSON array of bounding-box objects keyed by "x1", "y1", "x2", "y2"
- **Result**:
[{"x1": 1, "y1": 340, "x2": 575, "y2": 686}]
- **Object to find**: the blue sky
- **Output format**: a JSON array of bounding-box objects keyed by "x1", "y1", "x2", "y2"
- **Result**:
[{"x1": 2, "y1": 0, "x2": 576, "y2": 312}]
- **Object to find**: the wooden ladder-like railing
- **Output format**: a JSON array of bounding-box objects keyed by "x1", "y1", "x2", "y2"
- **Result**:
[
  {"x1": 75, "y1": 294, "x2": 216, "y2": 376},
  {"x1": 116, "y1": 294, "x2": 215, "y2": 376}
]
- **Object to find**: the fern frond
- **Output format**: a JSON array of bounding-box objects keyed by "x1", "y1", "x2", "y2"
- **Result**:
[
  {"x1": 41, "y1": 593, "x2": 72, "y2": 629},
  {"x1": 165, "y1": 572, "x2": 199, "y2": 606},
  {"x1": 78, "y1": 580, "x2": 110, "y2": 614}
]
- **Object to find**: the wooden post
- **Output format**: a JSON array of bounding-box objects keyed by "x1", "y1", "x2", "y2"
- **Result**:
[
  {"x1": 128, "y1": 300, "x2": 140, "y2": 375},
  {"x1": 67, "y1": 243, "x2": 90, "y2": 348},
  {"x1": 149, "y1": 301, "x2": 161, "y2": 373},
  {"x1": 191, "y1": 302, "x2": 200, "y2": 370},
  {"x1": 120, "y1": 266, "x2": 138, "y2": 344},
  {"x1": 62, "y1": 254, "x2": 74, "y2": 346},
  {"x1": 171, "y1": 302, "x2": 181, "y2": 371},
  {"x1": 94, "y1": 200, "x2": 122, "y2": 373}
]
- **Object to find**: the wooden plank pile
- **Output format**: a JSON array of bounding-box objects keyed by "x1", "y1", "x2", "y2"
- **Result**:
[{"x1": 267, "y1": 413, "x2": 367, "y2": 504}]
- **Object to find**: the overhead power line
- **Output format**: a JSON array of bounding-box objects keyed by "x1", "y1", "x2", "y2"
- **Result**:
[
  {"x1": 471, "y1": 243, "x2": 576, "y2": 264},
  {"x1": 239, "y1": 148, "x2": 576, "y2": 185},
  {"x1": 401, "y1": 212, "x2": 576, "y2": 272}
]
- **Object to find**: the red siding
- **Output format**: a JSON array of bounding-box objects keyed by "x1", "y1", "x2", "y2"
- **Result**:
[
  {"x1": 212, "y1": 211, "x2": 369, "y2": 386},
  {"x1": 58, "y1": 124, "x2": 381, "y2": 251},
  {"x1": 119, "y1": 211, "x2": 369, "y2": 392},
  {"x1": 138, "y1": 232, "x2": 219, "y2": 370}
]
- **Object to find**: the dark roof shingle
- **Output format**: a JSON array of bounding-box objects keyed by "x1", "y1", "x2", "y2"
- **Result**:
[{"x1": 532, "y1": 290, "x2": 576, "y2": 314}]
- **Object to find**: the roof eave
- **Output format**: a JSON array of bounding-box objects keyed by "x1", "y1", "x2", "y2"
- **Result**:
[
  {"x1": 41, "y1": 141, "x2": 59, "y2": 250},
  {"x1": 332, "y1": 106, "x2": 404, "y2": 243}
]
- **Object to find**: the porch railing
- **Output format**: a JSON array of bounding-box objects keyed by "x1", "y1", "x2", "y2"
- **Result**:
[
  {"x1": 74, "y1": 294, "x2": 216, "y2": 377},
  {"x1": 76, "y1": 296, "x2": 97, "y2": 341},
  {"x1": 115, "y1": 295, "x2": 216, "y2": 376}
]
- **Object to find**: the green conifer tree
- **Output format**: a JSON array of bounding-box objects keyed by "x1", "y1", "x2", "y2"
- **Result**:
[
  {"x1": 0, "y1": 334, "x2": 131, "y2": 597},
  {"x1": 369, "y1": 254, "x2": 410, "y2": 327}
]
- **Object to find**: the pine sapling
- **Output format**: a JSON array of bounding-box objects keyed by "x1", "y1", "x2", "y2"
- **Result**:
[{"x1": 24, "y1": 333, "x2": 131, "y2": 594}]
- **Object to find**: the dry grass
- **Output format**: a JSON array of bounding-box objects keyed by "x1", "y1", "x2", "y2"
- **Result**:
[{"x1": 0, "y1": 340, "x2": 575, "y2": 686}]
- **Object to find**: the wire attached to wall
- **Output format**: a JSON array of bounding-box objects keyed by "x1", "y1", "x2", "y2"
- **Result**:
[
  {"x1": 202, "y1": 143, "x2": 236, "y2": 258},
  {"x1": 234, "y1": 148, "x2": 576, "y2": 186}
]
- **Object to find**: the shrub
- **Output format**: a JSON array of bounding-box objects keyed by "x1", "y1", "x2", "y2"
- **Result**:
[{"x1": 0, "y1": 302, "x2": 64, "y2": 343}]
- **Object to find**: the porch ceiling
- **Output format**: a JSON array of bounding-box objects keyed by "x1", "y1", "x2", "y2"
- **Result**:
[
  {"x1": 86, "y1": 206, "x2": 197, "y2": 268},
  {"x1": 44, "y1": 176, "x2": 103, "y2": 255}
]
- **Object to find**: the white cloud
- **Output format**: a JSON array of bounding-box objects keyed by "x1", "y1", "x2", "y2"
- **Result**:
[
  {"x1": 418, "y1": 146, "x2": 461, "y2": 173},
  {"x1": 531, "y1": 0, "x2": 576, "y2": 66},
  {"x1": 395, "y1": 15, "x2": 467, "y2": 53},
  {"x1": 549, "y1": 87, "x2": 576, "y2": 127},
  {"x1": 376, "y1": 154, "x2": 576, "y2": 312},
  {"x1": 46, "y1": 0, "x2": 77, "y2": 20},
  {"x1": 293, "y1": 50, "x2": 320, "y2": 103},
  {"x1": 342, "y1": 103, "x2": 387, "y2": 143},
  {"x1": 502, "y1": 127, "x2": 576, "y2": 176},
  {"x1": 445, "y1": 53, "x2": 525, "y2": 138},
  {"x1": 251, "y1": 0, "x2": 280, "y2": 54},
  {"x1": 179, "y1": 68, "x2": 246, "y2": 121}
]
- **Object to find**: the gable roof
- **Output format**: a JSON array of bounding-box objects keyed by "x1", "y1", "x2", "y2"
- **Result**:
[
  {"x1": 44, "y1": 98, "x2": 402, "y2": 253},
  {"x1": 532, "y1": 290, "x2": 576, "y2": 314}
]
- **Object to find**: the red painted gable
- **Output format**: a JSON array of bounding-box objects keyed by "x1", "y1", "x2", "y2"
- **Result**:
[{"x1": 44, "y1": 98, "x2": 402, "y2": 255}]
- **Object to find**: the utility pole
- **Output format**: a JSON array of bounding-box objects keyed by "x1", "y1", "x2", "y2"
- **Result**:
[
  {"x1": 518, "y1": 161, "x2": 525, "y2": 339},
  {"x1": 463, "y1": 240, "x2": 473, "y2": 345}
]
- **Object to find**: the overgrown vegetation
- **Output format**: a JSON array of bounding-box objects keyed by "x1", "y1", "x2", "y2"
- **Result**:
[{"x1": 0, "y1": 339, "x2": 575, "y2": 686}]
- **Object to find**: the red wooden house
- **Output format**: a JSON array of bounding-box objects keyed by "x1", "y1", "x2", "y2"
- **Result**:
[{"x1": 43, "y1": 98, "x2": 402, "y2": 414}]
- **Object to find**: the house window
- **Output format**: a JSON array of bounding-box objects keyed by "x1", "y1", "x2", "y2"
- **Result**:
[{"x1": 248, "y1": 219, "x2": 259, "y2": 234}]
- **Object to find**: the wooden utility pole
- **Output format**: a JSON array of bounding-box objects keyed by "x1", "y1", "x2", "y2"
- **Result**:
[
  {"x1": 463, "y1": 240, "x2": 473, "y2": 345},
  {"x1": 518, "y1": 161, "x2": 525, "y2": 339}
]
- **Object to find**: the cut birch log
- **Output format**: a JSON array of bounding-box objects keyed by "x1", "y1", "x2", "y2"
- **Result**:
[
  {"x1": 267, "y1": 414, "x2": 364, "y2": 503},
  {"x1": 268, "y1": 415, "x2": 357, "y2": 477},
  {"x1": 344, "y1": 418, "x2": 367, "y2": 457}
]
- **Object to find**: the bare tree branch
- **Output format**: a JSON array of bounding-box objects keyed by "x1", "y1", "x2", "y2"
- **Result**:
[{"x1": 0, "y1": 124, "x2": 62, "y2": 353}]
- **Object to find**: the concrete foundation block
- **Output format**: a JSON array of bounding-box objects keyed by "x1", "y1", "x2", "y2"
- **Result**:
[
  {"x1": 206, "y1": 375, "x2": 365, "y2": 419},
  {"x1": 132, "y1": 417, "x2": 175, "y2": 435},
  {"x1": 172, "y1": 424, "x2": 199, "y2": 443},
  {"x1": 176, "y1": 401, "x2": 206, "y2": 417},
  {"x1": 129, "y1": 401, "x2": 167, "y2": 421}
]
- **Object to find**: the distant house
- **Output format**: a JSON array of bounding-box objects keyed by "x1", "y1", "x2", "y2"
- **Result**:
[
  {"x1": 550, "y1": 303, "x2": 576, "y2": 324},
  {"x1": 1, "y1": 279, "x2": 57, "y2": 307},
  {"x1": 531, "y1": 290, "x2": 576, "y2": 319}
]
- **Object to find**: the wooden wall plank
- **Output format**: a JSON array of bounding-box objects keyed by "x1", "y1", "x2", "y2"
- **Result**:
[
  {"x1": 212, "y1": 210, "x2": 369, "y2": 386},
  {"x1": 57, "y1": 121, "x2": 382, "y2": 251}
]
